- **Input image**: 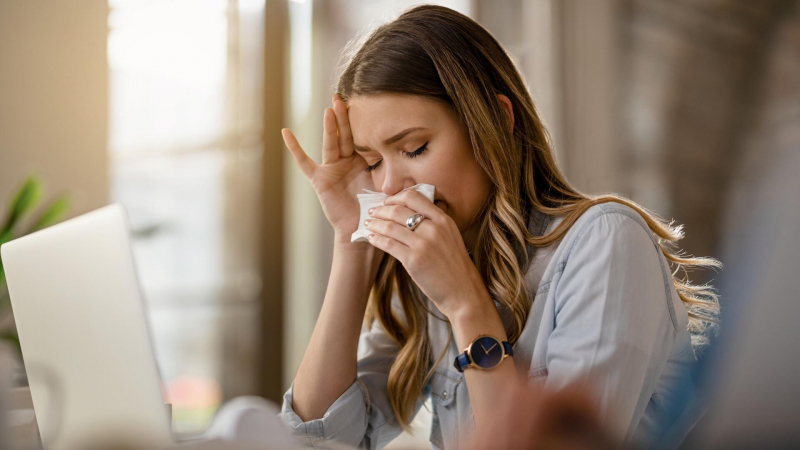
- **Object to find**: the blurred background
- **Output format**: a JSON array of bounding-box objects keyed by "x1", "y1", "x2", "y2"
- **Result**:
[{"x1": 0, "y1": 0, "x2": 798, "y2": 447}]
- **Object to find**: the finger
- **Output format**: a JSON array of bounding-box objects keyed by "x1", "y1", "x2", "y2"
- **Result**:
[
  {"x1": 364, "y1": 218, "x2": 418, "y2": 247},
  {"x1": 321, "y1": 108, "x2": 340, "y2": 164},
  {"x1": 368, "y1": 204, "x2": 418, "y2": 227},
  {"x1": 281, "y1": 128, "x2": 316, "y2": 179},
  {"x1": 366, "y1": 232, "x2": 410, "y2": 263},
  {"x1": 385, "y1": 189, "x2": 443, "y2": 222},
  {"x1": 332, "y1": 94, "x2": 355, "y2": 158}
]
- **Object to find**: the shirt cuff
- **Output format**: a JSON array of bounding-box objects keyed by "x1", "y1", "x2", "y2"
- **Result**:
[{"x1": 278, "y1": 378, "x2": 371, "y2": 447}]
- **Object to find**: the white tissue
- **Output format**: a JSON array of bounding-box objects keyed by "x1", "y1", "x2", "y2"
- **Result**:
[{"x1": 351, "y1": 183, "x2": 436, "y2": 243}]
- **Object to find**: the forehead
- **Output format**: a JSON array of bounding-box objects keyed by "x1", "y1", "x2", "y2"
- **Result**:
[{"x1": 347, "y1": 94, "x2": 452, "y2": 146}]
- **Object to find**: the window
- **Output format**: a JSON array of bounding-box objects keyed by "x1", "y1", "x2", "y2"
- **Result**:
[{"x1": 107, "y1": 0, "x2": 265, "y2": 434}]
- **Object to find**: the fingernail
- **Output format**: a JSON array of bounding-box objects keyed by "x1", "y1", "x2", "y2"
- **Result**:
[
  {"x1": 364, "y1": 219, "x2": 371, "y2": 227},
  {"x1": 367, "y1": 233, "x2": 374, "y2": 240},
  {"x1": 368, "y1": 208, "x2": 374, "y2": 216}
]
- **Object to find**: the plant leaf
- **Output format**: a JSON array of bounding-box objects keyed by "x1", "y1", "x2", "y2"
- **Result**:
[
  {"x1": 28, "y1": 193, "x2": 70, "y2": 233},
  {"x1": 1, "y1": 175, "x2": 42, "y2": 236}
]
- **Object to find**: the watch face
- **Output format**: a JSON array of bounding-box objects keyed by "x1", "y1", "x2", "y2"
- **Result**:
[{"x1": 469, "y1": 336, "x2": 503, "y2": 368}]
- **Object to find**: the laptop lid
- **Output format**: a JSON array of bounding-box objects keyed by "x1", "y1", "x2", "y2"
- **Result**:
[{"x1": 1, "y1": 203, "x2": 173, "y2": 449}]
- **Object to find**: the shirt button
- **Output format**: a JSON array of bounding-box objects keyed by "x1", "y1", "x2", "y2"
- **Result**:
[{"x1": 442, "y1": 391, "x2": 447, "y2": 398}]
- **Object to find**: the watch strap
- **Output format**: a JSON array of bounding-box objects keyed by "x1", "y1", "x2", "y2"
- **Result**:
[{"x1": 454, "y1": 352, "x2": 471, "y2": 373}]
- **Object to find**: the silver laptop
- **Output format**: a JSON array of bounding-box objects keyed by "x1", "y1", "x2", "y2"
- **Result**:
[{"x1": 1, "y1": 204, "x2": 175, "y2": 449}]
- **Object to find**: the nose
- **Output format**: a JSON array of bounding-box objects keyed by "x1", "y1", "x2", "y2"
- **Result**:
[{"x1": 380, "y1": 162, "x2": 414, "y2": 196}]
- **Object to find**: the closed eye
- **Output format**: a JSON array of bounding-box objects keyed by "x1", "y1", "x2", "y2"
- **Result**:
[
  {"x1": 364, "y1": 142, "x2": 429, "y2": 172},
  {"x1": 404, "y1": 141, "x2": 428, "y2": 159},
  {"x1": 365, "y1": 159, "x2": 382, "y2": 173}
]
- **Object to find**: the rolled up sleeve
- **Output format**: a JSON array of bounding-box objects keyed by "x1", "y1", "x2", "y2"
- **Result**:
[
  {"x1": 546, "y1": 208, "x2": 675, "y2": 442},
  {"x1": 278, "y1": 294, "x2": 413, "y2": 449},
  {"x1": 280, "y1": 378, "x2": 371, "y2": 448}
]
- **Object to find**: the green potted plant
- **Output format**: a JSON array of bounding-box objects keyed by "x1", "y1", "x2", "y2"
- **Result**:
[{"x1": 0, "y1": 175, "x2": 70, "y2": 374}]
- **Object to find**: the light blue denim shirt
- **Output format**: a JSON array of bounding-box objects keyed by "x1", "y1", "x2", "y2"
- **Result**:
[{"x1": 279, "y1": 202, "x2": 698, "y2": 449}]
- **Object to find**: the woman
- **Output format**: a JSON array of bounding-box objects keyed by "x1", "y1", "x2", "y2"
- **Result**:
[{"x1": 278, "y1": 5, "x2": 720, "y2": 449}]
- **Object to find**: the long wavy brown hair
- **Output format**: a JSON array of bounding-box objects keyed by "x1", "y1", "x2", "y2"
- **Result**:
[{"x1": 335, "y1": 5, "x2": 720, "y2": 431}]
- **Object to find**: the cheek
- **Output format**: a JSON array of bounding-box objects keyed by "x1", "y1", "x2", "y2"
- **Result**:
[
  {"x1": 448, "y1": 155, "x2": 491, "y2": 225},
  {"x1": 419, "y1": 155, "x2": 466, "y2": 217},
  {"x1": 370, "y1": 171, "x2": 382, "y2": 188}
]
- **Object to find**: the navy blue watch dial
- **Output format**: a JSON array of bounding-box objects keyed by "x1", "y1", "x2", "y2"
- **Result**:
[{"x1": 470, "y1": 336, "x2": 504, "y2": 368}]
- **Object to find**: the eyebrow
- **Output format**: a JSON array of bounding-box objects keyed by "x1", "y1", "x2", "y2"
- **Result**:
[{"x1": 353, "y1": 127, "x2": 426, "y2": 153}]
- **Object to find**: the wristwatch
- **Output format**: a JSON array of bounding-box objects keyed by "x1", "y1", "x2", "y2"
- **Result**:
[{"x1": 453, "y1": 334, "x2": 513, "y2": 372}]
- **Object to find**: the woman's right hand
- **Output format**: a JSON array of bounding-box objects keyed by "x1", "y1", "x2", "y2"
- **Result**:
[{"x1": 281, "y1": 94, "x2": 375, "y2": 240}]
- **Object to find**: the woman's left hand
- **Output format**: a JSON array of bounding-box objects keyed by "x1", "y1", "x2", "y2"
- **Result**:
[{"x1": 364, "y1": 189, "x2": 488, "y2": 318}]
